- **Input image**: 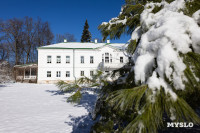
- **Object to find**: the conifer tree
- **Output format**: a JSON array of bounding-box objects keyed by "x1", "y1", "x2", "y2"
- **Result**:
[
  {"x1": 93, "y1": 0, "x2": 200, "y2": 132},
  {"x1": 81, "y1": 19, "x2": 91, "y2": 42}
]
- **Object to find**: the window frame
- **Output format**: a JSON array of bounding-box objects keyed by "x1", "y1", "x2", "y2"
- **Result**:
[
  {"x1": 90, "y1": 71, "x2": 94, "y2": 76},
  {"x1": 80, "y1": 56, "x2": 84, "y2": 64},
  {"x1": 110, "y1": 54, "x2": 112, "y2": 63},
  {"x1": 47, "y1": 56, "x2": 52, "y2": 63},
  {"x1": 56, "y1": 56, "x2": 61, "y2": 64},
  {"x1": 66, "y1": 56, "x2": 70, "y2": 64},
  {"x1": 90, "y1": 56, "x2": 94, "y2": 64},
  {"x1": 80, "y1": 71, "x2": 84, "y2": 76},
  {"x1": 47, "y1": 71, "x2": 51, "y2": 77},
  {"x1": 105, "y1": 53, "x2": 109, "y2": 63},
  {"x1": 66, "y1": 71, "x2": 70, "y2": 77},
  {"x1": 120, "y1": 56, "x2": 123, "y2": 63},
  {"x1": 56, "y1": 71, "x2": 61, "y2": 77}
]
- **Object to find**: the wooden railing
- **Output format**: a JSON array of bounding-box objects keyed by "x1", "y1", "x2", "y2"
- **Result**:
[{"x1": 24, "y1": 75, "x2": 37, "y2": 79}]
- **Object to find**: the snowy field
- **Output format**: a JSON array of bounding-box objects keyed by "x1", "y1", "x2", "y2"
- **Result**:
[{"x1": 0, "y1": 83, "x2": 97, "y2": 133}]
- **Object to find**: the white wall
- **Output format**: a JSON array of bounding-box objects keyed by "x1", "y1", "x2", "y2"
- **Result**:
[{"x1": 37, "y1": 46, "x2": 128, "y2": 84}]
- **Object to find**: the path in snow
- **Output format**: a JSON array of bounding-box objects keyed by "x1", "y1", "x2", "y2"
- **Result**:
[{"x1": 0, "y1": 83, "x2": 97, "y2": 133}]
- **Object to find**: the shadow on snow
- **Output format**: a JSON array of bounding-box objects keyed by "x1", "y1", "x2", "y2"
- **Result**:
[
  {"x1": 65, "y1": 91, "x2": 98, "y2": 133},
  {"x1": 45, "y1": 88, "x2": 98, "y2": 133}
]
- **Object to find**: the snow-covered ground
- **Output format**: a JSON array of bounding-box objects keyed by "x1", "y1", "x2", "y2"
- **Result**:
[{"x1": 0, "y1": 83, "x2": 97, "y2": 133}]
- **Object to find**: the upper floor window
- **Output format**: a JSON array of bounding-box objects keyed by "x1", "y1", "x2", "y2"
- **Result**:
[
  {"x1": 90, "y1": 56, "x2": 94, "y2": 63},
  {"x1": 110, "y1": 54, "x2": 112, "y2": 63},
  {"x1": 66, "y1": 71, "x2": 70, "y2": 77},
  {"x1": 56, "y1": 71, "x2": 61, "y2": 77},
  {"x1": 66, "y1": 56, "x2": 70, "y2": 63},
  {"x1": 102, "y1": 54, "x2": 104, "y2": 62},
  {"x1": 120, "y1": 57, "x2": 123, "y2": 63},
  {"x1": 47, "y1": 56, "x2": 51, "y2": 63},
  {"x1": 90, "y1": 71, "x2": 94, "y2": 76},
  {"x1": 80, "y1": 71, "x2": 84, "y2": 76},
  {"x1": 81, "y1": 56, "x2": 84, "y2": 63},
  {"x1": 57, "y1": 56, "x2": 61, "y2": 63},
  {"x1": 47, "y1": 71, "x2": 51, "y2": 77},
  {"x1": 105, "y1": 53, "x2": 109, "y2": 63}
]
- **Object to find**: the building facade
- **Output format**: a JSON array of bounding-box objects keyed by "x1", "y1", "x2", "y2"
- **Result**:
[{"x1": 37, "y1": 41, "x2": 128, "y2": 84}]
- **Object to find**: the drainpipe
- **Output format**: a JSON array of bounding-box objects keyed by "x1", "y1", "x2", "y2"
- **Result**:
[{"x1": 73, "y1": 49, "x2": 77, "y2": 83}]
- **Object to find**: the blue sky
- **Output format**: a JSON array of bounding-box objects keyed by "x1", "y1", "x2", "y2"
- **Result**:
[{"x1": 0, "y1": 0, "x2": 130, "y2": 43}]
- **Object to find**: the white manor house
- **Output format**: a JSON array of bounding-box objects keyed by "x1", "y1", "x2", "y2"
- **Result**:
[{"x1": 37, "y1": 39, "x2": 128, "y2": 84}]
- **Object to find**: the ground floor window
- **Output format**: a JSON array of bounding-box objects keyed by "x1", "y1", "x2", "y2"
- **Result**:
[
  {"x1": 66, "y1": 71, "x2": 70, "y2": 77},
  {"x1": 90, "y1": 71, "x2": 94, "y2": 76},
  {"x1": 47, "y1": 71, "x2": 51, "y2": 77},
  {"x1": 81, "y1": 71, "x2": 84, "y2": 76},
  {"x1": 56, "y1": 71, "x2": 61, "y2": 77}
]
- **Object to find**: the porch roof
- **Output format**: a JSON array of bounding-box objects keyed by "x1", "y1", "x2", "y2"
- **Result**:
[{"x1": 14, "y1": 63, "x2": 38, "y2": 68}]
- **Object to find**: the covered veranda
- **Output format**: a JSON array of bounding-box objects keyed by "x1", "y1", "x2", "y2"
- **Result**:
[{"x1": 14, "y1": 64, "x2": 38, "y2": 83}]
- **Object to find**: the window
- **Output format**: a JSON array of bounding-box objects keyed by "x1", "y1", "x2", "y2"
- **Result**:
[
  {"x1": 57, "y1": 56, "x2": 61, "y2": 63},
  {"x1": 47, "y1": 56, "x2": 51, "y2": 63},
  {"x1": 105, "y1": 53, "x2": 109, "y2": 63},
  {"x1": 120, "y1": 57, "x2": 123, "y2": 63},
  {"x1": 81, "y1": 56, "x2": 84, "y2": 63},
  {"x1": 90, "y1": 56, "x2": 94, "y2": 63},
  {"x1": 80, "y1": 71, "x2": 84, "y2": 76},
  {"x1": 47, "y1": 71, "x2": 51, "y2": 77},
  {"x1": 66, "y1": 71, "x2": 70, "y2": 77},
  {"x1": 90, "y1": 71, "x2": 94, "y2": 76},
  {"x1": 56, "y1": 71, "x2": 61, "y2": 77},
  {"x1": 66, "y1": 56, "x2": 70, "y2": 63},
  {"x1": 102, "y1": 54, "x2": 104, "y2": 62},
  {"x1": 110, "y1": 54, "x2": 112, "y2": 63}
]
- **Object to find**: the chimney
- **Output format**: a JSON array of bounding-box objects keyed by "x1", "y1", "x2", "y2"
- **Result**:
[
  {"x1": 94, "y1": 39, "x2": 98, "y2": 43},
  {"x1": 107, "y1": 39, "x2": 110, "y2": 44},
  {"x1": 64, "y1": 39, "x2": 67, "y2": 43}
]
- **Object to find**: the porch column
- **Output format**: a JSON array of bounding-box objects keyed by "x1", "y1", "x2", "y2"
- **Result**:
[{"x1": 30, "y1": 68, "x2": 31, "y2": 79}]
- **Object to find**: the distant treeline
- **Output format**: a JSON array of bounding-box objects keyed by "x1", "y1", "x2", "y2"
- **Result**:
[{"x1": 0, "y1": 17, "x2": 76, "y2": 65}]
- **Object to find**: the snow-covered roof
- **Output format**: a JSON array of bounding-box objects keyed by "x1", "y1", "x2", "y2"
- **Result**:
[
  {"x1": 38, "y1": 42, "x2": 126, "y2": 50},
  {"x1": 14, "y1": 63, "x2": 38, "y2": 68}
]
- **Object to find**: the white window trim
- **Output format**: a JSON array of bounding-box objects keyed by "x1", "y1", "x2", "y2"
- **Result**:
[
  {"x1": 105, "y1": 53, "x2": 109, "y2": 63},
  {"x1": 81, "y1": 56, "x2": 84, "y2": 64},
  {"x1": 47, "y1": 71, "x2": 51, "y2": 77},
  {"x1": 56, "y1": 56, "x2": 61, "y2": 64},
  {"x1": 56, "y1": 71, "x2": 61, "y2": 77},
  {"x1": 80, "y1": 71, "x2": 84, "y2": 76},
  {"x1": 90, "y1": 56, "x2": 94, "y2": 64},
  {"x1": 120, "y1": 56, "x2": 123, "y2": 63},
  {"x1": 66, "y1": 71, "x2": 70, "y2": 77},
  {"x1": 90, "y1": 71, "x2": 94, "y2": 76},
  {"x1": 66, "y1": 56, "x2": 70, "y2": 64},
  {"x1": 47, "y1": 55, "x2": 52, "y2": 64}
]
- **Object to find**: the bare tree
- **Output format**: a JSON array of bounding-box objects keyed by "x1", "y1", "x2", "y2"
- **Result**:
[
  {"x1": 0, "y1": 17, "x2": 54, "y2": 64},
  {"x1": 0, "y1": 42, "x2": 10, "y2": 61},
  {"x1": 23, "y1": 17, "x2": 36, "y2": 63},
  {"x1": 35, "y1": 18, "x2": 54, "y2": 46},
  {"x1": 56, "y1": 33, "x2": 76, "y2": 43},
  {"x1": 0, "y1": 18, "x2": 24, "y2": 65}
]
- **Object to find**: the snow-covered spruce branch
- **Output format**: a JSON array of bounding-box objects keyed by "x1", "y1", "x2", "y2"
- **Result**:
[
  {"x1": 56, "y1": 70, "x2": 109, "y2": 103},
  {"x1": 94, "y1": 0, "x2": 200, "y2": 132}
]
